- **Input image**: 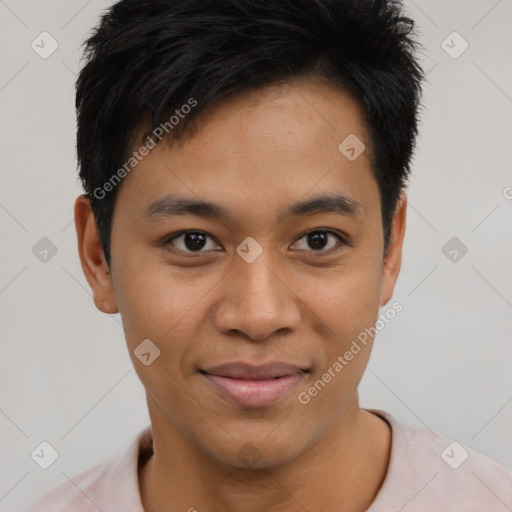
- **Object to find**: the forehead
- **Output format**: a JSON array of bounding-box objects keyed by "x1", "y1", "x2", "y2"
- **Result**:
[
  {"x1": 114, "y1": 78, "x2": 378, "y2": 224},
  {"x1": 173, "y1": 78, "x2": 371, "y2": 159}
]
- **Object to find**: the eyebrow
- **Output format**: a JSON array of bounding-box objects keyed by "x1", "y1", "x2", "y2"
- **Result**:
[
  {"x1": 284, "y1": 193, "x2": 363, "y2": 219},
  {"x1": 141, "y1": 192, "x2": 363, "y2": 223}
]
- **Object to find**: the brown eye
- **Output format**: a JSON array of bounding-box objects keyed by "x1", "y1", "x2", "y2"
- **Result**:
[
  {"x1": 306, "y1": 231, "x2": 329, "y2": 250},
  {"x1": 182, "y1": 232, "x2": 208, "y2": 251},
  {"x1": 291, "y1": 230, "x2": 345, "y2": 252},
  {"x1": 165, "y1": 231, "x2": 220, "y2": 253}
]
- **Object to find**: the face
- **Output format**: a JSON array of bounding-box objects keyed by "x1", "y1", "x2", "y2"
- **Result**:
[{"x1": 76, "y1": 77, "x2": 406, "y2": 468}]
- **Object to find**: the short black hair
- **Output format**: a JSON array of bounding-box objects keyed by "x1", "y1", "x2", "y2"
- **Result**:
[{"x1": 76, "y1": 0, "x2": 423, "y2": 269}]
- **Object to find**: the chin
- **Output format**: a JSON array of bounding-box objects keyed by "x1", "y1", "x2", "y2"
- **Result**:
[{"x1": 200, "y1": 428, "x2": 311, "y2": 470}]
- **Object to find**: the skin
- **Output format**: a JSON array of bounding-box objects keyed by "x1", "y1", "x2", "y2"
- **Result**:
[{"x1": 75, "y1": 77, "x2": 407, "y2": 512}]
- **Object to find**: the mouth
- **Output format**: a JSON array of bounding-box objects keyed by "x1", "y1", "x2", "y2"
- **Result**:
[{"x1": 199, "y1": 362, "x2": 309, "y2": 408}]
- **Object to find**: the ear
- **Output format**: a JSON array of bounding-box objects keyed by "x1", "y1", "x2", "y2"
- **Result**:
[
  {"x1": 379, "y1": 192, "x2": 407, "y2": 308},
  {"x1": 74, "y1": 195, "x2": 119, "y2": 314}
]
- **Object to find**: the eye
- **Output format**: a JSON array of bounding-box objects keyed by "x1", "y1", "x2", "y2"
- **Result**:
[
  {"x1": 291, "y1": 229, "x2": 346, "y2": 253},
  {"x1": 164, "y1": 231, "x2": 221, "y2": 253}
]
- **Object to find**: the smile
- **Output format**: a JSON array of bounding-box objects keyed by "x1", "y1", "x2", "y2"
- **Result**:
[{"x1": 199, "y1": 362, "x2": 309, "y2": 408}]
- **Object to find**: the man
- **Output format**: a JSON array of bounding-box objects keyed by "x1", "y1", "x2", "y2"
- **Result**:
[{"x1": 25, "y1": 0, "x2": 512, "y2": 510}]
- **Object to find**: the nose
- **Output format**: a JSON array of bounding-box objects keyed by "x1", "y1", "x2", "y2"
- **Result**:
[{"x1": 212, "y1": 253, "x2": 302, "y2": 341}]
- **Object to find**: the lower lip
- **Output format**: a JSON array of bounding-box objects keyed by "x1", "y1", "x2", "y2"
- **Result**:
[{"x1": 201, "y1": 372, "x2": 306, "y2": 408}]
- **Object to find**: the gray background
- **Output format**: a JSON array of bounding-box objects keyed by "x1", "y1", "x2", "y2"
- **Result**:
[{"x1": 1, "y1": 0, "x2": 511, "y2": 510}]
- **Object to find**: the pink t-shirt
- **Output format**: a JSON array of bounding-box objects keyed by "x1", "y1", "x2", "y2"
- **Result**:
[{"x1": 24, "y1": 410, "x2": 512, "y2": 511}]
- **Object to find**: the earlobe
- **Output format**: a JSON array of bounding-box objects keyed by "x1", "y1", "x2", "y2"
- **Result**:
[
  {"x1": 74, "y1": 195, "x2": 119, "y2": 314},
  {"x1": 379, "y1": 192, "x2": 407, "y2": 308}
]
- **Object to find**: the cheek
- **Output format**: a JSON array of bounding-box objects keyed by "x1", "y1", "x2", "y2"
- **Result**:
[
  {"x1": 301, "y1": 261, "x2": 382, "y2": 340},
  {"x1": 113, "y1": 250, "x2": 225, "y2": 345},
  {"x1": 296, "y1": 271, "x2": 380, "y2": 413}
]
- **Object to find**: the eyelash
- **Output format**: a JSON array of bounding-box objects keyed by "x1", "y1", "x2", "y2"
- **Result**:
[{"x1": 162, "y1": 229, "x2": 349, "y2": 256}]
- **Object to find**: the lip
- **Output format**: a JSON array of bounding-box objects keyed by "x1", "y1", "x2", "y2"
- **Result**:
[{"x1": 200, "y1": 362, "x2": 309, "y2": 408}]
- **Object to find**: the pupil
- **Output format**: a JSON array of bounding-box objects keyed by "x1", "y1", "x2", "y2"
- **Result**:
[
  {"x1": 184, "y1": 232, "x2": 207, "y2": 251},
  {"x1": 308, "y1": 231, "x2": 328, "y2": 250}
]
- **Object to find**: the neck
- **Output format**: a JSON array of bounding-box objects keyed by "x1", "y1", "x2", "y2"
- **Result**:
[{"x1": 139, "y1": 397, "x2": 391, "y2": 512}]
